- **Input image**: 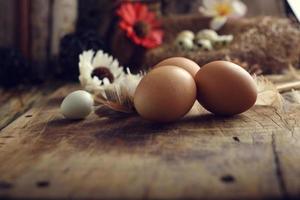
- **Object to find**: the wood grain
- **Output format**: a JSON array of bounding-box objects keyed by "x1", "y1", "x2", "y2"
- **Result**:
[
  {"x1": 0, "y1": 90, "x2": 34, "y2": 130},
  {"x1": 17, "y1": 0, "x2": 30, "y2": 59},
  {"x1": 0, "y1": 84, "x2": 299, "y2": 199},
  {"x1": 51, "y1": 0, "x2": 77, "y2": 56},
  {"x1": 0, "y1": 86, "x2": 58, "y2": 131},
  {"x1": 0, "y1": 0, "x2": 16, "y2": 47},
  {"x1": 30, "y1": 0, "x2": 51, "y2": 72}
]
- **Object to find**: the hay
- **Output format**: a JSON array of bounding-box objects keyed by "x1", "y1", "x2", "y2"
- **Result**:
[{"x1": 144, "y1": 16, "x2": 300, "y2": 74}]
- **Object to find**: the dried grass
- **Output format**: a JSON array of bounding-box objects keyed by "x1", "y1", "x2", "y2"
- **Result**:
[{"x1": 145, "y1": 16, "x2": 300, "y2": 74}]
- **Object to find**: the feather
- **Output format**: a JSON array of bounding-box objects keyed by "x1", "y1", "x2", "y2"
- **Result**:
[
  {"x1": 94, "y1": 70, "x2": 143, "y2": 114},
  {"x1": 288, "y1": 64, "x2": 300, "y2": 80},
  {"x1": 94, "y1": 86, "x2": 135, "y2": 113},
  {"x1": 254, "y1": 75, "x2": 284, "y2": 110},
  {"x1": 291, "y1": 89, "x2": 300, "y2": 104}
]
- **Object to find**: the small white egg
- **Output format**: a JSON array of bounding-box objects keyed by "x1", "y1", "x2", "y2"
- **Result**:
[
  {"x1": 194, "y1": 39, "x2": 213, "y2": 51},
  {"x1": 196, "y1": 29, "x2": 219, "y2": 42},
  {"x1": 60, "y1": 90, "x2": 94, "y2": 119},
  {"x1": 175, "y1": 36, "x2": 194, "y2": 51},
  {"x1": 178, "y1": 30, "x2": 195, "y2": 40}
]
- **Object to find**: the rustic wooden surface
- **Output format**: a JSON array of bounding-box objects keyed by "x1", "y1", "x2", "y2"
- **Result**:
[{"x1": 0, "y1": 84, "x2": 300, "y2": 200}]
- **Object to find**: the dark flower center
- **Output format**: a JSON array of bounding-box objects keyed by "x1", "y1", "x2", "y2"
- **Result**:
[
  {"x1": 133, "y1": 21, "x2": 150, "y2": 38},
  {"x1": 91, "y1": 67, "x2": 114, "y2": 83}
]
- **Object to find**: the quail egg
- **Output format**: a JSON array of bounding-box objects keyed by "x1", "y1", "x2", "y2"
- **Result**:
[
  {"x1": 196, "y1": 29, "x2": 219, "y2": 42},
  {"x1": 194, "y1": 39, "x2": 213, "y2": 51},
  {"x1": 213, "y1": 35, "x2": 233, "y2": 49},
  {"x1": 175, "y1": 36, "x2": 194, "y2": 51},
  {"x1": 60, "y1": 90, "x2": 94, "y2": 119},
  {"x1": 178, "y1": 30, "x2": 195, "y2": 40}
]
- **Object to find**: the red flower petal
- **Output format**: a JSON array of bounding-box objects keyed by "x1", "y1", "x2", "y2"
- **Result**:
[
  {"x1": 117, "y1": 3, "x2": 136, "y2": 25},
  {"x1": 144, "y1": 12, "x2": 155, "y2": 23},
  {"x1": 141, "y1": 30, "x2": 164, "y2": 48},
  {"x1": 135, "y1": 4, "x2": 148, "y2": 21},
  {"x1": 132, "y1": 35, "x2": 143, "y2": 45},
  {"x1": 119, "y1": 21, "x2": 131, "y2": 32},
  {"x1": 119, "y1": 21, "x2": 138, "y2": 39}
]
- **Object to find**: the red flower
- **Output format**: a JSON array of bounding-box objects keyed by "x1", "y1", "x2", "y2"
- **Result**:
[{"x1": 117, "y1": 2, "x2": 164, "y2": 49}]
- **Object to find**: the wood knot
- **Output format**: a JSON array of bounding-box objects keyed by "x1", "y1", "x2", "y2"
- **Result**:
[
  {"x1": 220, "y1": 175, "x2": 235, "y2": 183},
  {"x1": 36, "y1": 181, "x2": 50, "y2": 188},
  {"x1": 233, "y1": 136, "x2": 240, "y2": 142},
  {"x1": 0, "y1": 181, "x2": 13, "y2": 189}
]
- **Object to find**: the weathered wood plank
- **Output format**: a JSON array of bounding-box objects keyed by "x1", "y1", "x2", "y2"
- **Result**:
[
  {"x1": 0, "y1": 84, "x2": 299, "y2": 199},
  {"x1": 0, "y1": 89, "x2": 14, "y2": 104},
  {"x1": 0, "y1": 87, "x2": 56, "y2": 131},
  {"x1": 0, "y1": 89, "x2": 41, "y2": 130},
  {"x1": 272, "y1": 118, "x2": 300, "y2": 198}
]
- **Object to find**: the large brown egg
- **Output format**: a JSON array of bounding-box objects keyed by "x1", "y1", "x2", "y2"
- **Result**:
[
  {"x1": 134, "y1": 66, "x2": 197, "y2": 122},
  {"x1": 154, "y1": 57, "x2": 200, "y2": 77},
  {"x1": 195, "y1": 61, "x2": 257, "y2": 116}
]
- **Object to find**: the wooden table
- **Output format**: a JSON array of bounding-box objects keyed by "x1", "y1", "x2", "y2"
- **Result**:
[{"x1": 0, "y1": 84, "x2": 299, "y2": 200}]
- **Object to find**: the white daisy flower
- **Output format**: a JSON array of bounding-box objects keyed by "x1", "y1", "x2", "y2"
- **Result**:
[
  {"x1": 199, "y1": 0, "x2": 247, "y2": 30},
  {"x1": 78, "y1": 50, "x2": 125, "y2": 92},
  {"x1": 78, "y1": 49, "x2": 144, "y2": 113}
]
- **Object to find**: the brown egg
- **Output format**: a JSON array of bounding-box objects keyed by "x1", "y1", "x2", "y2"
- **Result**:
[
  {"x1": 134, "y1": 66, "x2": 197, "y2": 122},
  {"x1": 195, "y1": 61, "x2": 257, "y2": 116},
  {"x1": 154, "y1": 57, "x2": 200, "y2": 77}
]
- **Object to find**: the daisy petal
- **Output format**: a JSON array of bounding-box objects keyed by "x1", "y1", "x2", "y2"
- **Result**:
[
  {"x1": 78, "y1": 49, "x2": 127, "y2": 93},
  {"x1": 210, "y1": 16, "x2": 227, "y2": 30},
  {"x1": 199, "y1": 6, "x2": 217, "y2": 16},
  {"x1": 202, "y1": 0, "x2": 218, "y2": 10},
  {"x1": 230, "y1": 0, "x2": 247, "y2": 18},
  {"x1": 103, "y1": 77, "x2": 111, "y2": 85}
]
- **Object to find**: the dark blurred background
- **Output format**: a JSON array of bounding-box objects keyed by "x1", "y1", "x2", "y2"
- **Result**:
[{"x1": 0, "y1": 0, "x2": 295, "y2": 88}]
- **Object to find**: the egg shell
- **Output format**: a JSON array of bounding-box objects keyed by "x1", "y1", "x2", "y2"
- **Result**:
[
  {"x1": 175, "y1": 37, "x2": 194, "y2": 51},
  {"x1": 194, "y1": 39, "x2": 213, "y2": 51},
  {"x1": 134, "y1": 66, "x2": 197, "y2": 122},
  {"x1": 213, "y1": 35, "x2": 233, "y2": 49},
  {"x1": 196, "y1": 29, "x2": 218, "y2": 41},
  {"x1": 60, "y1": 90, "x2": 94, "y2": 119},
  {"x1": 195, "y1": 61, "x2": 257, "y2": 116},
  {"x1": 178, "y1": 30, "x2": 195, "y2": 40},
  {"x1": 154, "y1": 57, "x2": 200, "y2": 77}
]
